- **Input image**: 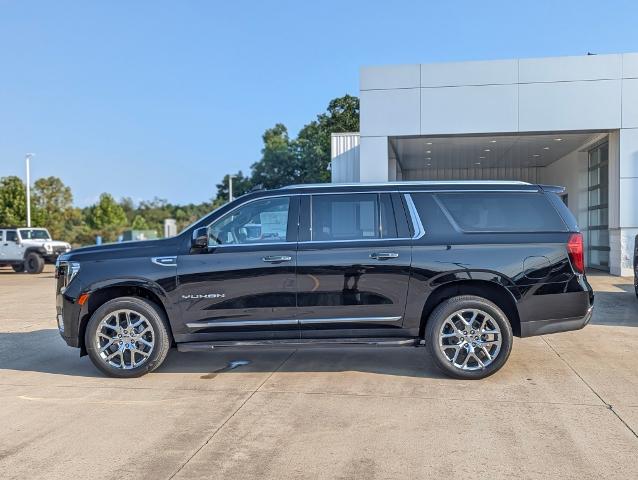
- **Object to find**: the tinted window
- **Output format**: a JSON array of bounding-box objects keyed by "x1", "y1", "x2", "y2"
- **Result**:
[
  {"x1": 380, "y1": 194, "x2": 398, "y2": 239},
  {"x1": 436, "y1": 192, "x2": 566, "y2": 232},
  {"x1": 6, "y1": 231, "x2": 18, "y2": 242},
  {"x1": 312, "y1": 194, "x2": 379, "y2": 241},
  {"x1": 208, "y1": 197, "x2": 290, "y2": 246}
]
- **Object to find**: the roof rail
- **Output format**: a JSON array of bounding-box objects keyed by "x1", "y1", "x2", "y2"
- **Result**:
[{"x1": 280, "y1": 180, "x2": 532, "y2": 189}]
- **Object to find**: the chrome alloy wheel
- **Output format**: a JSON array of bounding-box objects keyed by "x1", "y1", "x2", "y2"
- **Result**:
[
  {"x1": 95, "y1": 309, "x2": 155, "y2": 370},
  {"x1": 438, "y1": 308, "x2": 502, "y2": 371}
]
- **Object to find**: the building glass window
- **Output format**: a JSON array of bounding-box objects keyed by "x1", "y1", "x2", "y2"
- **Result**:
[{"x1": 587, "y1": 141, "x2": 610, "y2": 271}]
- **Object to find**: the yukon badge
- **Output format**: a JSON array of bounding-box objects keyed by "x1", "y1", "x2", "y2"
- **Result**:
[{"x1": 181, "y1": 293, "x2": 225, "y2": 300}]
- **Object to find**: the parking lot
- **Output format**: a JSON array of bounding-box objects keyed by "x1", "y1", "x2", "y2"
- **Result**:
[{"x1": 0, "y1": 266, "x2": 636, "y2": 479}]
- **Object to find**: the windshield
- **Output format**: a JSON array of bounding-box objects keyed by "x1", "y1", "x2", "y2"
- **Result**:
[{"x1": 19, "y1": 229, "x2": 51, "y2": 240}]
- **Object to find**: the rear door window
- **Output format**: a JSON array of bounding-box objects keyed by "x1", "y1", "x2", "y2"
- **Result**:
[
  {"x1": 6, "y1": 230, "x2": 18, "y2": 242},
  {"x1": 435, "y1": 192, "x2": 567, "y2": 232},
  {"x1": 311, "y1": 194, "x2": 379, "y2": 241}
]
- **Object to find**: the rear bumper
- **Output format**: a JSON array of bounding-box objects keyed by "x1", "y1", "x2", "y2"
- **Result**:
[{"x1": 520, "y1": 305, "x2": 593, "y2": 337}]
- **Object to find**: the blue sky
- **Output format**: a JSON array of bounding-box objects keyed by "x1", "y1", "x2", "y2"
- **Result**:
[{"x1": 1, "y1": 0, "x2": 637, "y2": 206}]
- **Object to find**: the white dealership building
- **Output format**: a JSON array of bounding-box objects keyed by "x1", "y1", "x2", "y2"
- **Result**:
[{"x1": 331, "y1": 52, "x2": 638, "y2": 276}]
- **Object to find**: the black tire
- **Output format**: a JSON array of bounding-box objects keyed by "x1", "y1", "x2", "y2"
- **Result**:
[
  {"x1": 12, "y1": 263, "x2": 25, "y2": 273},
  {"x1": 85, "y1": 296, "x2": 172, "y2": 378},
  {"x1": 24, "y1": 252, "x2": 44, "y2": 274},
  {"x1": 425, "y1": 295, "x2": 513, "y2": 380}
]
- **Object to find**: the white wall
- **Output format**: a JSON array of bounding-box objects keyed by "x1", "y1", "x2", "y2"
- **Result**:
[{"x1": 360, "y1": 53, "x2": 636, "y2": 141}]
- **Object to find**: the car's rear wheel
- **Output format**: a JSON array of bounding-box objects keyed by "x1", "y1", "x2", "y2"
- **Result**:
[
  {"x1": 425, "y1": 295, "x2": 513, "y2": 380},
  {"x1": 85, "y1": 297, "x2": 171, "y2": 378},
  {"x1": 12, "y1": 263, "x2": 25, "y2": 273},
  {"x1": 24, "y1": 252, "x2": 44, "y2": 274}
]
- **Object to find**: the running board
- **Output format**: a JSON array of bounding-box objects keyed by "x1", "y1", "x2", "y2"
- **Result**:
[{"x1": 177, "y1": 337, "x2": 419, "y2": 352}]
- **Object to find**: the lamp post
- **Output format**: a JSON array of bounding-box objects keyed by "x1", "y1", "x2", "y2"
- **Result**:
[
  {"x1": 25, "y1": 153, "x2": 35, "y2": 227},
  {"x1": 228, "y1": 174, "x2": 236, "y2": 203}
]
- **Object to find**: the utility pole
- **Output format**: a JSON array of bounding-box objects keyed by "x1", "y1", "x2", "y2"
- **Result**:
[
  {"x1": 228, "y1": 174, "x2": 236, "y2": 203},
  {"x1": 25, "y1": 153, "x2": 34, "y2": 227}
]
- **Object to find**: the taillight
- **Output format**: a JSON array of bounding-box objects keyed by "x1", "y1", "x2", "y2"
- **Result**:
[{"x1": 567, "y1": 233, "x2": 584, "y2": 274}]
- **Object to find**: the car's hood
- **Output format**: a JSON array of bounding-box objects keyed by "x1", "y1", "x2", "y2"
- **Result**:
[
  {"x1": 24, "y1": 239, "x2": 71, "y2": 248},
  {"x1": 63, "y1": 237, "x2": 182, "y2": 262}
]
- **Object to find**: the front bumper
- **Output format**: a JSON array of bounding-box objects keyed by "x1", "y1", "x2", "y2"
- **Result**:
[{"x1": 56, "y1": 291, "x2": 83, "y2": 348}]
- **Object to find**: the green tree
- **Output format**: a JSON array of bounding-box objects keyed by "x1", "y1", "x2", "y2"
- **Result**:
[
  {"x1": 245, "y1": 95, "x2": 360, "y2": 191},
  {"x1": 119, "y1": 197, "x2": 136, "y2": 224},
  {"x1": 295, "y1": 94, "x2": 360, "y2": 183},
  {"x1": 0, "y1": 176, "x2": 28, "y2": 226},
  {"x1": 32, "y1": 176, "x2": 73, "y2": 239},
  {"x1": 131, "y1": 214, "x2": 150, "y2": 230},
  {"x1": 251, "y1": 124, "x2": 301, "y2": 189},
  {"x1": 86, "y1": 193, "x2": 128, "y2": 242},
  {"x1": 215, "y1": 171, "x2": 252, "y2": 203}
]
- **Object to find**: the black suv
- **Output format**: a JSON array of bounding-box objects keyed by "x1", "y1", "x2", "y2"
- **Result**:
[{"x1": 55, "y1": 181, "x2": 594, "y2": 379}]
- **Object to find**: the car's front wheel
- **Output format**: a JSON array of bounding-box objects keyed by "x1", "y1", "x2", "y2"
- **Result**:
[
  {"x1": 85, "y1": 297, "x2": 172, "y2": 378},
  {"x1": 425, "y1": 295, "x2": 513, "y2": 380}
]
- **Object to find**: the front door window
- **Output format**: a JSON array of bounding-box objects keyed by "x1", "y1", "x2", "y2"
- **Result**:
[{"x1": 209, "y1": 197, "x2": 290, "y2": 246}]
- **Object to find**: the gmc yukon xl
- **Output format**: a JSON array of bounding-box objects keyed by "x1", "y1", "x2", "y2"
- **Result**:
[{"x1": 55, "y1": 181, "x2": 594, "y2": 379}]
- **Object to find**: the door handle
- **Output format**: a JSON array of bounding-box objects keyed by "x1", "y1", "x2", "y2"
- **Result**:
[
  {"x1": 262, "y1": 255, "x2": 292, "y2": 263},
  {"x1": 370, "y1": 252, "x2": 399, "y2": 260}
]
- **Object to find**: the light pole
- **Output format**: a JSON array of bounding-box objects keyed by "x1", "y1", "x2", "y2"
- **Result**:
[
  {"x1": 228, "y1": 174, "x2": 236, "y2": 203},
  {"x1": 25, "y1": 153, "x2": 35, "y2": 227}
]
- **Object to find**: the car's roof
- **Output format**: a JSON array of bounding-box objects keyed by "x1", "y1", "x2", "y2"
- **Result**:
[{"x1": 273, "y1": 180, "x2": 539, "y2": 193}]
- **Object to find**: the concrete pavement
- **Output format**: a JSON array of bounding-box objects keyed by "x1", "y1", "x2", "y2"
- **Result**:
[{"x1": 0, "y1": 266, "x2": 636, "y2": 479}]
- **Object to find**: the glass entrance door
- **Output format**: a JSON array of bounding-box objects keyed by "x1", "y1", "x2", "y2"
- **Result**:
[{"x1": 587, "y1": 142, "x2": 609, "y2": 271}]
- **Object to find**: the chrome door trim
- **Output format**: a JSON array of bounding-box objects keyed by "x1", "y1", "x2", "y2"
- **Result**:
[
  {"x1": 370, "y1": 252, "x2": 399, "y2": 260},
  {"x1": 262, "y1": 255, "x2": 293, "y2": 263},
  {"x1": 299, "y1": 316, "x2": 402, "y2": 325},
  {"x1": 403, "y1": 194, "x2": 425, "y2": 240},
  {"x1": 186, "y1": 316, "x2": 403, "y2": 329},
  {"x1": 186, "y1": 319, "x2": 299, "y2": 329}
]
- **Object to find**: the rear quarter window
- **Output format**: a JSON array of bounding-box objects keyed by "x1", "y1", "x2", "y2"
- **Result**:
[{"x1": 435, "y1": 192, "x2": 567, "y2": 232}]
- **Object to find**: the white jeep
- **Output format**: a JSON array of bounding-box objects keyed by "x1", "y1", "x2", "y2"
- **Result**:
[{"x1": 0, "y1": 227, "x2": 71, "y2": 274}]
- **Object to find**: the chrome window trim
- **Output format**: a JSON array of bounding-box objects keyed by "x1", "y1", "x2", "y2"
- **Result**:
[
  {"x1": 301, "y1": 238, "x2": 410, "y2": 245},
  {"x1": 213, "y1": 241, "x2": 296, "y2": 249},
  {"x1": 404, "y1": 194, "x2": 425, "y2": 240}
]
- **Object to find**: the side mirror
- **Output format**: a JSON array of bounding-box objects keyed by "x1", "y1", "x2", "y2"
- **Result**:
[{"x1": 192, "y1": 227, "x2": 208, "y2": 248}]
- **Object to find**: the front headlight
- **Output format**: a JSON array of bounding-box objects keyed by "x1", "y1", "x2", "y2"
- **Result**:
[
  {"x1": 45, "y1": 243, "x2": 53, "y2": 252},
  {"x1": 56, "y1": 260, "x2": 80, "y2": 289},
  {"x1": 66, "y1": 262, "x2": 81, "y2": 285}
]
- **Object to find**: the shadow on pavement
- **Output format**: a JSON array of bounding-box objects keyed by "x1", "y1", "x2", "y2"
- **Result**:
[{"x1": 0, "y1": 328, "x2": 447, "y2": 380}]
